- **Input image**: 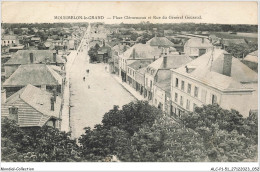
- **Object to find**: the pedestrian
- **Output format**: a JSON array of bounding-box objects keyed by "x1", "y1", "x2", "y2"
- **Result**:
[
  {"x1": 88, "y1": 85, "x2": 90, "y2": 89},
  {"x1": 83, "y1": 77, "x2": 85, "y2": 81}
]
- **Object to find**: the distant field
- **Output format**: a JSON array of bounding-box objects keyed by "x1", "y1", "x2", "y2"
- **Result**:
[{"x1": 210, "y1": 32, "x2": 258, "y2": 43}]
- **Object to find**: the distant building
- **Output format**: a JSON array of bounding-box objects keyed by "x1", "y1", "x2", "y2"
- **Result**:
[
  {"x1": 184, "y1": 37, "x2": 213, "y2": 58},
  {"x1": 97, "y1": 41, "x2": 112, "y2": 63},
  {"x1": 146, "y1": 36, "x2": 175, "y2": 48},
  {"x1": 126, "y1": 59, "x2": 154, "y2": 98},
  {"x1": 171, "y1": 49, "x2": 258, "y2": 117},
  {"x1": 119, "y1": 44, "x2": 161, "y2": 82},
  {"x1": 4, "y1": 50, "x2": 65, "y2": 78},
  {"x1": 2, "y1": 35, "x2": 19, "y2": 47},
  {"x1": 3, "y1": 64, "x2": 63, "y2": 97},
  {"x1": 1, "y1": 84, "x2": 61, "y2": 128}
]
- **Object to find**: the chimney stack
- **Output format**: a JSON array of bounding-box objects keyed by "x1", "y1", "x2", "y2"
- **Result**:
[
  {"x1": 223, "y1": 53, "x2": 232, "y2": 76},
  {"x1": 153, "y1": 56, "x2": 156, "y2": 61},
  {"x1": 163, "y1": 56, "x2": 167, "y2": 68},
  {"x1": 133, "y1": 48, "x2": 136, "y2": 59},
  {"x1": 53, "y1": 53, "x2": 57, "y2": 63},
  {"x1": 51, "y1": 97, "x2": 55, "y2": 111},
  {"x1": 53, "y1": 89, "x2": 57, "y2": 103},
  {"x1": 29, "y1": 52, "x2": 34, "y2": 63}
]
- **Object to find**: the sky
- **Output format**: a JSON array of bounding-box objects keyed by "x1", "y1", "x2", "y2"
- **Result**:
[{"x1": 1, "y1": 1, "x2": 258, "y2": 25}]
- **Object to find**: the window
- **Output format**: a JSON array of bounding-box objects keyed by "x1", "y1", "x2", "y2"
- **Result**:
[
  {"x1": 9, "y1": 106, "x2": 18, "y2": 114},
  {"x1": 193, "y1": 103, "x2": 197, "y2": 112},
  {"x1": 175, "y1": 78, "x2": 179, "y2": 87},
  {"x1": 194, "y1": 86, "x2": 199, "y2": 98},
  {"x1": 180, "y1": 96, "x2": 183, "y2": 106},
  {"x1": 187, "y1": 83, "x2": 191, "y2": 94},
  {"x1": 181, "y1": 81, "x2": 185, "y2": 91},
  {"x1": 186, "y1": 99, "x2": 190, "y2": 110},
  {"x1": 212, "y1": 94, "x2": 217, "y2": 104},
  {"x1": 174, "y1": 93, "x2": 178, "y2": 102},
  {"x1": 201, "y1": 89, "x2": 207, "y2": 103}
]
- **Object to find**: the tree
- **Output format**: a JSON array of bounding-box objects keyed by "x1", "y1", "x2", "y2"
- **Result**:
[
  {"x1": 1, "y1": 118, "x2": 81, "y2": 162},
  {"x1": 88, "y1": 43, "x2": 100, "y2": 62},
  {"x1": 225, "y1": 42, "x2": 257, "y2": 58},
  {"x1": 102, "y1": 101, "x2": 162, "y2": 135},
  {"x1": 180, "y1": 104, "x2": 258, "y2": 162}
]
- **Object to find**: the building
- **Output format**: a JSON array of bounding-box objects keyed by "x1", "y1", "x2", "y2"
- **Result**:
[
  {"x1": 184, "y1": 37, "x2": 213, "y2": 58},
  {"x1": 4, "y1": 50, "x2": 65, "y2": 78},
  {"x1": 1, "y1": 84, "x2": 61, "y2": 128},
  {"x1": 170, "y1": 49, "x2": 258, "y2": 117},
  {"x1": 242, "y1": 50, "x2": 258, "y2": 72},
  {"x1": 126, "y1": 59, "x2": 154, "y2": 97},
  {"x1": 109, "y1": 44, "x2": 130, "y2": 75},
  {"x1": 97, "y1": 41, "x2": 112, "y2": 63},
  {"x1": 146, "y1": 36, "x2": 175, "y2": 48},
  {"x1": 2, "y1": 35, "x2": 19, "y2": 46},
  {"x1": 145, "y1": 54, "x2": 192, "y2": 102},
  {"x1": 119, "y1": 43, "x2": 161, "y2": 82},
  {"x1": 3, "y1": 64, "x2": 63, "y2": 97},
  {"x1": 153, "y1": 77, "x2": 171, "y2": 113}
]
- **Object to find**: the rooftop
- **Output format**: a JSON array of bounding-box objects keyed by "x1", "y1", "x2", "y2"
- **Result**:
[
  {"x1": 173, "y1": 49, "x2": 257, "y2": 91},
  {"x1": 146, "y1": 37, "x2": 175, "y2": 47},
  {"x1": 2, "y1": 84, "x2": 61, "y2": 127},
  {"x1": 3, "y1": 64, "x2": 62, "y2": 87},
  {"x1": 122, "y1": 43, "x2": 161, "y2": 59},
  {"x1": 5, "y1": 50, "x2": 65, "y2": 65},
  {"x1": 185, "y1": 37, "x2": 213, "y2": 48}
]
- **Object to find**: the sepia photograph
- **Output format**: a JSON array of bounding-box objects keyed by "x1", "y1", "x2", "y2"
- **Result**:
[{"x1": 0, "y1": 1, "x2": 259, "y2": 171}]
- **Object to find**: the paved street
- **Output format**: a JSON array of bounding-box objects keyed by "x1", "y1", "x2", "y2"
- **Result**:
[{"x1": 69, "y1": 38, "x2": 135, "y2": 139}]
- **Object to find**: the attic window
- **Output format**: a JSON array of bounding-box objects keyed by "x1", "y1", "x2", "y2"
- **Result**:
[{"x1": 9, "y1": 106, "x2": 18, "y2": 114}]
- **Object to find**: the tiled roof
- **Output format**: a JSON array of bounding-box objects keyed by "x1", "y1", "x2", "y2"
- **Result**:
[
  {"x1": 3, "y1": 64, "x2": 62, "y2": 87},
  {"x1": 154, "y1": 77, "x2": 171, "y2": 93},
  {"x1": 31, "y1": 37, "x2": 41, "y2": 41},
  {"x1": 5, "y1": 50, "x2": 65, "y2": 65},
  {"x1": 128, "y1": 60, "x2": 154, "y2": 70},
  {"x1": 185, "y1": 38, "x2": 213, "y2": 48},
  {"x1": 2, "y1": 84, "x2": 61, "y2": 127},
  {"x1": 244, "y1": 50, "x2": 258, "y2": 63},
  {"x1": 148, "y1": 54, "x2": 192, "y2": 70},
  {"x1": 173, "y1": 49, "x2": 257, "y2": 91},
  {"x1": 112, "y1": 44, "x2": 130, "y2": 54},
  {"x1": 122, "y1": 44, "x2": 161, "y2": 59},
  {"x1": 146, "y1": 37, "x2": 175, "y2": 47},
  {"x1": 2, "y1": 35, "x2": 17, "y2": 40}
]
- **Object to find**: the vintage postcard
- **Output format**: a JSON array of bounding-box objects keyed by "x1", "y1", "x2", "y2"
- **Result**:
[{"x1": 1, "y1": 1, "x2": 259, "y2": 172}]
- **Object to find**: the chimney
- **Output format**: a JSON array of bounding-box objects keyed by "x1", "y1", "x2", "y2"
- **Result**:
[
  {"x1": 163, "y1": 56, "x2": 167, "y2": 68},
  {"x1": 133, "y1": 48, "x2": 136, "y2": 59},
  {"x1": 53, "y1": 89, "x2": 57, "y2": 103},
  {"x1": 223, "y1": 53, "x2": 232, "y2": 76},
  {"x1": 202, "y1": 38, "x2": 204, "y2": 43},
  {"x1": 53, "y1": 53, "x2": 57, "y2": 63},
  {"x1": 51, "y1": 97, "x2": 55, "y2": 111},
  {"x1": 29, "y1": 52, "x2": 34, "y2": 63},
  {"x1": 56, "y1": 49, "x2": 58, "y2": 54},
  {"x1": 153, "y1": 56, "x2": 156, "y2": 61}
]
